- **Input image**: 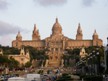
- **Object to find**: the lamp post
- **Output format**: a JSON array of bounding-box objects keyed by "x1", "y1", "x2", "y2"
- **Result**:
[
  {"x1": 105, "y1": 37, "x2": 108, "y2": 74},
  {"x1": 92, "y1": 51, "x2": 96, "y2": 75},
  {"x1": 86, "y1": 53, "x2": 93, "y2": 75},
  {"x1": 87, "y1": 50, "x2": 100, "y2": 75},
  {"x1": 107, "y1": 37, "x2": 108, "y2": 45},
  {"x1": 90, "y1": 56, "x2": 93, "y2": 75},
  {"x1": 96, "y1": 51, "x2": 100, "y2": 75},
  {"x1": 88, "y1": 52, "x2": 96, "y2": 75},
  {"x1": 87, "y1": 57, "x2": 91, "y2": 75}
]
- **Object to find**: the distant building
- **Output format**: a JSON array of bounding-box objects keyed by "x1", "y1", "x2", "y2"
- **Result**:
[
  {"x1": 0, "y1": 48, "x2": 30, "y2": 66},
  {"x1": 12, "y1": 18, "x2": 103, "y2": 67},
  {"x1": 8, "y1": 47, "x2": 30, "y2": 66}
]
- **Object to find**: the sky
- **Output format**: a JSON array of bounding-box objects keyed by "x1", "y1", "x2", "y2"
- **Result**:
[{"x1": 0, "y1": 0, "x2": 108, "y2": 46}]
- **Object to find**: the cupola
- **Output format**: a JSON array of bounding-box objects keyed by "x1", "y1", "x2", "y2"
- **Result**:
[
  {"x1": 52, "y1": 18, "x2": 62, "y2": 36},
  {"x1": 16, "y1": 31, "x2": 22, "y2": 41}
]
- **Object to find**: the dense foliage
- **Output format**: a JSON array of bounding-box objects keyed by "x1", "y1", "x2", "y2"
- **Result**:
[
  {"x1": 0, "y1": 45, "x2": 48, "y2": 68},
  {"x1": 0, "y1": 55, "x2": 19, "y2": 69},
  {"x1": 63, "y1": 46, "x2": 104, "y2": 67},
  {"x1": 0, "y1": 45, "x2": 104, "y2": 69},
  {"x1": 24, "y1": 46, "x2": 48, "y2": 60},
  {"x1": 0, "y1": 45, "x2": 20, "y2": 55},
  {"x1": 0, "y1": 45, "x2": 48, "y2": 60}
]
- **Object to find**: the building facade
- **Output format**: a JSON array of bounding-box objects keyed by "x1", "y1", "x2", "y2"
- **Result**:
[
  {"x1": 12, "y1": 18, "x2": 103, "y2": 67},
  {"x1": 0, "y1": 48, "x2": 30, "y2": 66},
  {"x1": 8, "y1": 47, "x2": 30, "y2": 66}
]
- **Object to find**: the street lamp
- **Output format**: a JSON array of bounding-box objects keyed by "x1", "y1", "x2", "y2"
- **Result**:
[
  {"x1": 96, "y1": 51, "x2": 100, "y2": 75},
  {"x1": 107, "y1": 37, "x2": 108, "y2": 46},
  {"x1": 105, "y1": 37, "x2": 108, "y2": 74},
  {"x1": 86, "y1": 50, "x2": 100, "y2": 75},
  {"x1": 90, "y1": 56, "x2": 93, "y2": 75}
]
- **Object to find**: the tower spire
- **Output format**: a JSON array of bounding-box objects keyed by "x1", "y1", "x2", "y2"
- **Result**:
[
  {"x1": 77, "y1": 23, "x2": 82, "y2": 34},
  {"x1": 92, "y1": 29, "x2": 98, "y2": 40},
  {"x1": 56, "y1": 17, "x2": 58, "y2": 23},
  {"x1": 16, "y1": 31, "x2": 22, "y2": 41},
  {"x1": 76, "y1": 23, "x2": 83, "y2": 40},
  {"x1": 32, "y1": 24, "x2": 40, "y2": 40},
  {"x1": 34, "y1": 24, "x2": 37, "y2": 32},
  {"x1": 92, "y1": 29, "x2": 99, "y2": 46},
  {"x1": 78, "y1": 23, "x2": 80, "y2": 28},
  {"x1": 93, "y1": 29, "x2": 98, "y2": 35}
]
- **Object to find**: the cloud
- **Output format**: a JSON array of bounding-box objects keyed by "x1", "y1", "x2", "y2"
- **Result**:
[
  {"x1": 82, "y1": 0, "x2": 95, "y2": 6},
  {"x1": 34, "y1": 0, "x2": 67, "y2": 6},
  {"x1": 0, "y1": 21, "x2": 23, "y2": 36},
  {"x1": 0, "y1": 21, "x2": 29, "y2": 46},
  {"x1": 0, "y1": 35, "x2": 12, "y2": 46},
  {"x1": 0, "y1": 0, "x2": 8, "y2": 10}
]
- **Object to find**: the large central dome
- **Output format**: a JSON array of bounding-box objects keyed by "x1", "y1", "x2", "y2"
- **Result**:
[{"x1": 52, "y1": 18, "x2": 62, "y2": 36}]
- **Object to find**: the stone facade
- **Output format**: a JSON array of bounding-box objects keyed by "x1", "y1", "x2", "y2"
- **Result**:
[
  {"x1": 0, "y1": 47, "x2": 30, "y2": 66},
  {"x1": 79, "y1": 47, "x2": 88, "y2": 59},
  {"x1": 12, "y1": 18, "x2": 103, "y2": 67},
  {"x1": 8, "y1": 47, "x2": 30, "y2": 66}
]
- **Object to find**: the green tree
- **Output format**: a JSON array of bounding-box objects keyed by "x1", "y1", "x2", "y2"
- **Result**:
[
  {"x1": 0, "y1": 55, "x2": 10, "y2": 67},
  {"x1": 64, "y1": 46, "x2": 104, "y2": 67},
  {"x1": 24, "y1": 46, "x2": 48, "y2": 60},
  {"x1": 25, "y1": 62, "x2": 32, "y2": 68},
  {"x1": 0, "y1": 45, "x2": 20, "y2": 55},
  {"x1": 9, "y1": 57, "x2": 19, "y2": 69}
]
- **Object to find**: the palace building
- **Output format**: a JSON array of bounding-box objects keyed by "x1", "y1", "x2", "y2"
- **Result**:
[{"x1": 12, "y1": 18, "x2": 103, "y2": 67}]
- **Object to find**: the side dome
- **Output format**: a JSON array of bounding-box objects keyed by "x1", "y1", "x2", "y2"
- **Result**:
[
  {"x1": 16, "y1": 31, "x2": 22, "y2": 38},
  {"x1": 52, "y1": 18, "x2": 62, "y2": 35},
  {"x1": 16, "y1": 31, "x2": 22, "y2": 41}
]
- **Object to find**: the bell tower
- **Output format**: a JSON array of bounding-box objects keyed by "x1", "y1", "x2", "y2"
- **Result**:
[
  {"x1": 32, "y1": 24, "x2": 40, "y2": 40},
  {"x1": 76, "y1": 23, "x2": 83, "y2": 40}
]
